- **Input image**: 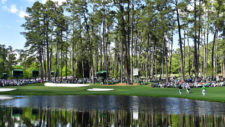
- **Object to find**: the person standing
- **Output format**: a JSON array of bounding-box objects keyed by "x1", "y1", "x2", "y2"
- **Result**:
[
  {"x1": 202, "y1": 85, "x2": 206, "y2": 96},
  {"x1": 178, "y1": 85, "x2": 182, "y2": 95},
  {"x1": 186, "y1": 83, "x2": 190, "y2": 94}
]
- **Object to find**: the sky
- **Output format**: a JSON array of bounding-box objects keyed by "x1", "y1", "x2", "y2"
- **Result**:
[{"x1": 0, "y1": 0, "x2": 66, "y2": 49}]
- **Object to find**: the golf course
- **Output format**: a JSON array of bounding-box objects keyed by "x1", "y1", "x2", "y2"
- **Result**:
[{"x1": 1, "y1": 83, "x2": 225, "y2": 103}]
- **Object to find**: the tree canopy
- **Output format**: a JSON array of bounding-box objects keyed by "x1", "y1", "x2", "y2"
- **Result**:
[{"x1": 1, "y1": 0, "x2": 224, "y2": 82}]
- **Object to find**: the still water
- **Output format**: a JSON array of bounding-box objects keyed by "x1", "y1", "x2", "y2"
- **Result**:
[{"x1": 0, "y1": 95, "x2": 225, "y2": 127}]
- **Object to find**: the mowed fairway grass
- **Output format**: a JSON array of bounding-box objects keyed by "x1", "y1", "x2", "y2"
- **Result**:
[{"x1": 1, "y1": 83, "x2": 225, "y2": 102}]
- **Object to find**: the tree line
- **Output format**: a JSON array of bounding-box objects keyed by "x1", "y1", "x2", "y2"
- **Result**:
[{"x1": 1, "y1": 0, "x2": 224, "y2": 83}]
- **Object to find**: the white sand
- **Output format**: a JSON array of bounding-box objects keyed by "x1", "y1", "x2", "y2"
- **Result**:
[
  {"x1": 87, "y1": 88, "x2": 114, "y2": 91},
  {"x1": 0, "y1": 95, "x2": 14, "y2": 100},
  {"x1": 44, "y1": 83, "x2": 90, "y2": 87},
  {"x1": 0, "y1": 88, "x2": 16, "y2": 92}
]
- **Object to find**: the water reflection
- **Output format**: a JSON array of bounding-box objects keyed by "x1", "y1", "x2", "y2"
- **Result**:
[
  {"x1": 1, "y1": 96, "x2": 225, "y2": 127},
  {"x1": 1, "y1": 96, "x2": 225, "y2": 115},
  {"x1": 0, "y1": 107, "x2": 225, "y2": 127}
]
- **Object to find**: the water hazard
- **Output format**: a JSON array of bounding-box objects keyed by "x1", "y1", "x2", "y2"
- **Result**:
[{"x1": 0, "y1": 95, "x2": 225, "y2": 126}]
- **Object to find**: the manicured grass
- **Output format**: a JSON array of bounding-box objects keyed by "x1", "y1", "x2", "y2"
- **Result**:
[{"x1": 1, "y1": 83, "x2": 225, "y2": 102}]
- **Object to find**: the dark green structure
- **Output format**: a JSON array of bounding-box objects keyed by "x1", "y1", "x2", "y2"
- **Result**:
[
  {"x1": 1, "y1": 73, "x2": 8, "y2": 79},
  {"x1": 32, "y1": 70, "x2": 39, "y2": 78},
  {"x1": 12, "y1": 69, "x2": 23, "y2": 78},
  {"x1": 96, "y1": 71, "x2": 107, "y2": 84},
  {"x1": 51, "y1": 71, "x2": 55, "y2": 76}
]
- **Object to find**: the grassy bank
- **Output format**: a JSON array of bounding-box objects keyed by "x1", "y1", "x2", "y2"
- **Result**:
[{"x1": 1, "y1": 83, "x2": 225, "y2": 102}]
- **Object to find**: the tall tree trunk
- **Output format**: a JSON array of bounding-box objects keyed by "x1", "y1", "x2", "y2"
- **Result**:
[
  {"x1": 223, "y1": 54, "x2": 225, "y2": 78},
  {"x1": 46, "y1": 38, "x2": 50, "y2": 81},
  {"x1": 54, "y1": 41, "x2": 58, "y2": 82},
  {"x1": 188, "y1": 37, "x2": 191, "y2": 76},
  {"x1": 176, "y1": 0, "x2": 185, "y2": 81},
  {"x1": 131, "y1": 0, "x2": 135, "y2": 83},
  {"x1": 211, "y1": 29, "x2": 217, "y2": 80},
  {"x1": 82, "y1": 59, "x2": 84, "y2": 82},
  {"x1": 146, "y1": 33, "x2": 150, "y2": 82},
  {"x1": 127, "y1": 0, "x2": 131, "y2": 84},
  {"x1": 169, "y1": 31, "x2": 173, "y2": 75},
  {"x1": 164, "y1": 37, "x2": 168, "y2": 84},
  {"x1": 90, "y1": 43, "x2": 94, "y2": 83},
  {"x1": 60, "y1": 46, "x2": 63, "y2": 82},
  {"x1": 135, "y1": 28, "x2": 138, "y2": 67},
  {"x1": 43, "y1": 50, "x2": 47, "y2": 81},
  {"x1": 95, "y1": 48, "x2": 99, "y2": 72},
  {"x1": 100, "y1": 40, "x2": 103, "y2": 71},
  {"x1": 204, "y1": 29, "x2": 206, "y2": 77},
  {"x1": 1, "y1": 47, "x2": 4, "y2": 73},
  {"x1": 116, "y1": 55, "x2": 119, "y2": 79},
  {"x1": 106, "y1": 26, "x2": 110, "y2": 74},
  {"x1": 39, "y1": 47, "x2": 44, "y2": 80},
  {"x1": 151, "y1": 41, "x2": 156, "y2": 79},
  {"x1": 72, "y1": 24, "x2": 76, "y2": 82},
  {"x1": 114, "y1": 53, "x2": 118, "y2": 77},
  {"x1": 44, "y1": 16, "x2": 51, "y2": 81},
  {"x1": 95, "y1": 49, "x2": 99, "y2": 73},
  {"x1": 119, "y1": 1, "x2": 130, "y2": 84},
  {"x1": 60, "y1": 30, "x2": 63, "y2": 82},
  {"x1": 194, "y1": 0, "x2": 199, "y2": 80},
  {"x1": 102, "y1": 4, "x2": 106, "y2": 71},
  {"x1": 183, "y1": 30, "x2": 186, "y2": 75},
  {"x1": 215, "y1": 39, "x2": 218, "y2": 77},
  {"x1": 161, "y1": 39, "x2": 164, "y2": 80},
  {"x1": 79, "y1": 16, "x2": 84, "y2": 81},
  {"x1": 65, "y1": 46, "x2": 68, "y2": 80},
  {"x1": 197, "y1": 0, "x2": 201, "y2": 77},
  {"x1": 120, "y1": 39, "x2": 123, "y2": 83},
  {"x1": 150, "y1": 52, "x2": 154, "y2": 79},
  {"x1": 84, "y1": 10, "x2": 94, "y2": 83},
  {"x1": 69, "y1": 52, "x2": 72, "y2": 71},
  {"x1": 50, "y1": 47, "x2": 52, "y2": 80},
  {"x1": 201, "y1": 44, "x2": 204, "y2": 73},
  {"x1": 155, "y1": 52, "x2": 157, "y2": 78},
  {"x1": 72, "y1": 41, "x2": 75, "y2": 82},
  {"x1": 114, "y1": 37, "x2": 119, "y2": 78},
  {"x1": 206, "y1": 12, "x2": 209, "y2": 75}
]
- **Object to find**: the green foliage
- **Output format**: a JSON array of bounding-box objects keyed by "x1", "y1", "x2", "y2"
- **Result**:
[{"x1": 1, "y1": 0, "x2": 224, "y2": 80}]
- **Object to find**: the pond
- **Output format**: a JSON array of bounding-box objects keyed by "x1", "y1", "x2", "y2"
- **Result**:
[{"x1": 0, "y1": 95, "x2": 225, "y2": 127}]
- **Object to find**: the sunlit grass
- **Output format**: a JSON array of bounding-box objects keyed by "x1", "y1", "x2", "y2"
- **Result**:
[{"x1": 1, "y1": 83, "x2": 225, "y2": 102}]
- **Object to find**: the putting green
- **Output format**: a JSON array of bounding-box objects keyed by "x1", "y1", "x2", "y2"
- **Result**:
[{"x1": 1, "y1": 83, "x2": 225, "y2": 103}]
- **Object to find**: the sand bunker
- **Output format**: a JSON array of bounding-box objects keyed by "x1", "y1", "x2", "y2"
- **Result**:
[
  {"x1": 44, "y1": 83, "x2": 90, "y2": 87},
  {"x1": 87, "y1": 88, "x2": 114, "y2": 91},
  {"x1": 0, "y1": 95, "x2": 14, "y2": 100},
  {"x1": 0, "y1": 88, "x2": 16, "y2": 92}
]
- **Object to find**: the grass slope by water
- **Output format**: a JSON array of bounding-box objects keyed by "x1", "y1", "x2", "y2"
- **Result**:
[{"x1": 1, "y1": 83, "x2": 225, "y2": 102}]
